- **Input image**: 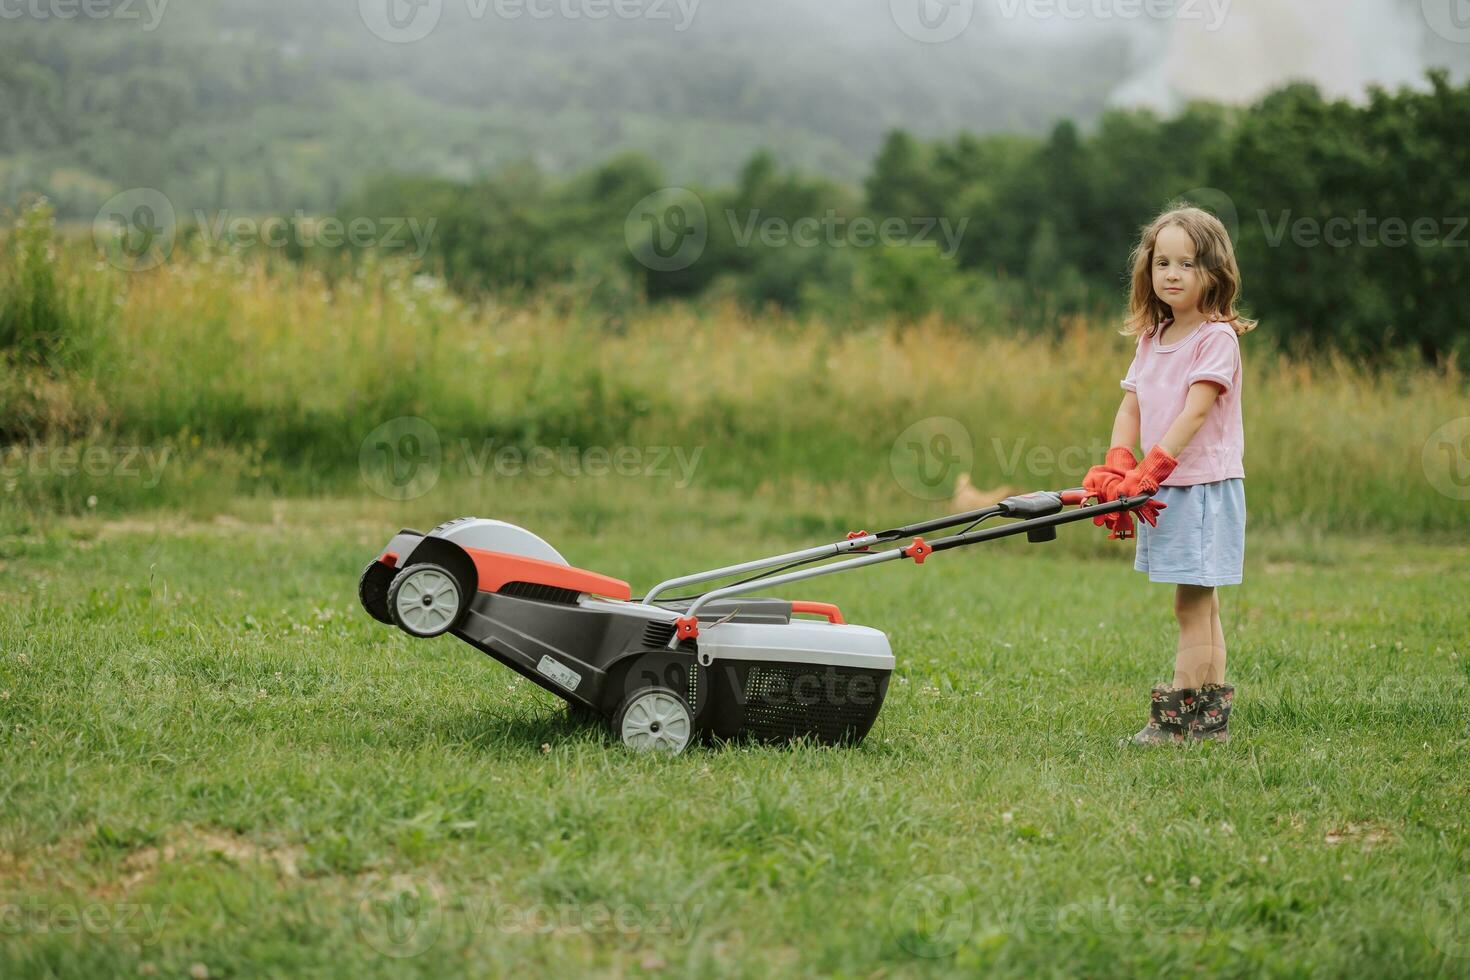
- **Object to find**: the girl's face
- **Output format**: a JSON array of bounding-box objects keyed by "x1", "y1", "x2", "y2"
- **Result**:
[{"x1": 1151, "y1": 224, "x2": 1204, "y2": 317}]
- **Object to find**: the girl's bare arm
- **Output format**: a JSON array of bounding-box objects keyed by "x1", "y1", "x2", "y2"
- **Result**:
[
  {"x1": 1109, "y1": 391, "x2": 1141, "y2": 451},
  {"x1": 1156, "y1": 382, "x2": 1223, "y2": 458}
]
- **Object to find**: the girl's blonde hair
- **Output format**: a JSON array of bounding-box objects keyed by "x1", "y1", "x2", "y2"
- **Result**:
[{"x1": 1123, "y1": 205, "x2": 1258, "y2": 338}]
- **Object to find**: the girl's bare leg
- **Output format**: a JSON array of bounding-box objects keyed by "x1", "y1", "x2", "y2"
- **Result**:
[
  {"x1": 1172, "y1": 584, "x2": 1218, "y2": 688},
  {"x1": 1208, "y1": 590, "x2": 1227, "y2": 686}
]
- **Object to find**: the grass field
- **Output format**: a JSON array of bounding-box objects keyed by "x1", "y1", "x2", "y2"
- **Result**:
[{"x1": 3, "y1": 476, "x2": 1468, "y2": 977}]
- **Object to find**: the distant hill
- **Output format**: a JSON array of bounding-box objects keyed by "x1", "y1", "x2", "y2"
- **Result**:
[
  {"x1": 2, "y1": 0, "x2": 1464, "y2": 218},
  {"x1": 0, "y1": 0, "x2": 1148, "y2": 217}
]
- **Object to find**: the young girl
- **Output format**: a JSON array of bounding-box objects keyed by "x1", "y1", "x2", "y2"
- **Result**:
[{"x1": 1085, "y1": 205, "x2": 1255, "y2": 745}]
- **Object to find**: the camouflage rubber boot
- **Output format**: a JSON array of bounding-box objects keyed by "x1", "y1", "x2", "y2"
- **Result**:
[
  {"x1": 1129, "y1": 684, "x2": 1200, "y2": 746},
  {"x1": 1190, "y1": 683, "x2": 1234, "y2": 743}
]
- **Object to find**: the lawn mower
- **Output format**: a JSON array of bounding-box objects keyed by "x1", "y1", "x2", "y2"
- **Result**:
[{"x1": 358, "y1": 487, "x2": 1153, "y2": 754}]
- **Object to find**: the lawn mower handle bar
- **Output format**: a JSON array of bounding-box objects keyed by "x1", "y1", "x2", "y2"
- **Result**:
[
  {"x1": 644, "y1": 487, "x2": 1107, "y2": 604},
  {"x1": 654, "y1": 488, "x2": 1154, "y2": 645},
  {"x1": 639, "y1": 492, "x2": 1077, "y2": 605}
]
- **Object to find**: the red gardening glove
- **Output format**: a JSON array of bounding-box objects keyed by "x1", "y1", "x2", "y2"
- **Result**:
[
  {"x1": 1117, "y1": 445, "x2": 1179, "y2": 498},
  {"x1": 1103, "y1": 494, "x2": 1168, "y2": 539},
  {"x1": 1084, "y1": 446, "x2": 1135, "y2": 505},
  {"x1": 1105, "y1": 508, "x2": 1137, "y2": 540},
  {"x1": 1132, "y1": 497, "x2": 1167, "y2": 527},
  {"x1": 1084, "y1": 446, "x2": 1138, "y2": 538}
]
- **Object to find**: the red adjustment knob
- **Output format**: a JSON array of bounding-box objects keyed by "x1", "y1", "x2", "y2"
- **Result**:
[
  {"x1": 901, "y1": 537, "x2": 933, "y2": 564},
  {"x1": 846, "y1": 530, "x2": 871, "y2": 552},
  {"x1": 673, "y1": 615, "x2": 700, "y2": 641}
]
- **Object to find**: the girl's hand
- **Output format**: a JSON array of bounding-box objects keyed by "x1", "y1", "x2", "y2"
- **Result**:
[
  {"x1": 1098, "y1": 497, "x2": 1167, "y2": 540},
  {"x1": 1130, "y1": 497, "x2": 1167, "y2": 527},
  {"x1": 1085, "y1": 445, "x2": 1141, "y2": 538},
  {"x1": 1103, "y1": 508, "x2": 1137, "y2": 540},
  {"x1": 1117, "y1": 445, "x2": 1179, "y2": 497},
  {"x1": 1083, "y1": 445, "x2": 1138, "y2": 504},
  {"x1": 1083, "y1": 464, "x2": 1124, "y2": 503}
]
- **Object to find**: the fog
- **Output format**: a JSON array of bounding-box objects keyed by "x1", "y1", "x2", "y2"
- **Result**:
[{"x1": 5, "y1": 0, "x2": 1467, "y2": 210}]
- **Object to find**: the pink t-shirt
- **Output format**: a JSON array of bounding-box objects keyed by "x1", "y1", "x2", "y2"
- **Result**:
[{"x1": 1120, "y1": 320, "x2": 1245, "y2": 486}]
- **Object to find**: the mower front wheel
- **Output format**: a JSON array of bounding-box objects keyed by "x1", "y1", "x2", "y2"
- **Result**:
[
  {"x1": 615, "y1": 687, "x2": 694, "y2": 755},
  {"x1": 387, "y1": 563, "x2": 466, "y2": 638}
]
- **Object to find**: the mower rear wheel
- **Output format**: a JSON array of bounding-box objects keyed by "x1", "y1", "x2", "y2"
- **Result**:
[
  {"x1": 358, "y1": 559, "x2": 395, "y2": 625},
  {"x1": 387, "y1": 563, "x2": 465, "y2": 638},
  {"x1": 615, "y1": 687, "x2": 694, "y2": 755}
]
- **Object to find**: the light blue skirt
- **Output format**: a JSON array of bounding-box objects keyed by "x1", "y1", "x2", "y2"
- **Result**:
[{"x1": 1133, "y1": 479, "x2": 1245, "y2": 587}]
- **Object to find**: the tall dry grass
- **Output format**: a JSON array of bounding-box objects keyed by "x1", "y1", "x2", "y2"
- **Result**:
[{"x1": 3, "y1": 229, "x2": 1467, "y2": 532}]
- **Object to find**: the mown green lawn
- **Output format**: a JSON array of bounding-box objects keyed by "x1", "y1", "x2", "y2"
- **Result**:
[{"x1": 2, "y1": 478, "x2": 1468, "y2": 978}]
